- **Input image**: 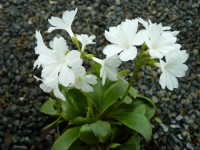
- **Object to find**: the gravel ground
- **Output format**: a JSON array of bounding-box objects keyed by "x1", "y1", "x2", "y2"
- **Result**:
[{"x1": 0, "y1": 0, "x2": 199, "y2": 150}]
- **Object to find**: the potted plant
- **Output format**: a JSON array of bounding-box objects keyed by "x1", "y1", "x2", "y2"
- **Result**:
[{"x1": 33, "y1": 8, "x2": 188, "y2": 150}]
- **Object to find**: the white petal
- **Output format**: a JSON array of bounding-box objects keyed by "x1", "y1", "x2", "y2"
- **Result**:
[
  {"x1": 79, "y1": 82, "x2": 93, "y2": 92},
  {"x1": 38, "y1": 53, "x2": 57, "y2": 66},
  {"x1": 106, "y1": 55, "x2": 122, "y2": 68},
  {"x1": 149, "y1": 23, "x2": 162, "y2": 43},
  {"x1": 84, "y1": 75, "x2": 97, "y2": 85},
  {"x1": 35, "y1": 31, "x2": 51, "y2": 54},
  {"x1": 33, "y1": 58, "x2": 41, "y2": 69},
  {"x1": 101, "y1": 71, "x2": 107, "y2": 85},
  {"x1": 92, "y1": 57, "x2": 103, "y2": 65},
  {"x1": 137, "y1": 18, "x2": 149, "y2": 29},
  {"x1": 105, "y1": 67, "x2": 118, "y2": 81},
  {"x1": 149, "y1": 49, "x2": 163, "y2": 59},
  {"x1": 65, "y1": 50, "x2": 83, "y2": 67},
  {"x1": 159, "y1": 73, "x2": 167, "y2": 89},
  {"x1": 48, "y1": 16, "x2": 64, "y2": 27},
  {"x1": 166, "y1": 50, "x2": 189, "y2": 64},
  {"x1": 62, "y1": 8, "x2": 77, "y2": 26},
  {"x1": 132, "y1": 30, "x2": 146, "y2": 46},
  {"x1": 103, "y1": 44, "x2": 124, "y2": 57},
  {"x1": 51, "y1": 36, "x2": 68, "y2": 55},
  {"x1": 167, "y1": 64, "x2": 188, "y2": 77},
  {"x1": 105, "y1": 26, "x2": 123, "y2": 45},
  {"x1": 48, "y1": 27, "x2": 64, "y2": 33},
  {"x1": 121, "y1": 19, "x2": 138, "y2": 39},
  {"x1": 53, "y1": 86, "x2": 66, "y2": 101},
  {"x1": 42, "y1": 64, "x2": 60, "y2": 81},
  {"x1": 72, "y1": 66, "x2": 86, "y2": 76},
  {"x1": 59, "y1": 66, "x2": 75, "y2": 87},
  {"x1": 119, "y1": 46, "x2": 137, "y2": 61},
  {"x1": 158, "y1": 33, "x2": 176, "y2": 46},
  {"x1": 166, "y1": 73, "x2": 178, "y2": 90},
  {"x1": 40, "y1": 82, "x2": 52, "y2": 93}
]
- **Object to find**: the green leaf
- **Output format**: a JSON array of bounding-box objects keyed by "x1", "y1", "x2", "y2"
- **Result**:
[
  {"x1": 67, "y1": 89, "x2": 87, "y2": 115},
  {"x1": 52, "y1": 126, "x2": 81, "y2": 150},
  {"x1": 60, "y1": 98, "x2": 80, "y2": 121},
  {"x1": 129, "y1": 87, "x2": 137, "y2": 99},
  {"x1": 90, "y1": 120, "x2": 112, "y2": 143},
  {"x1": 154, "y1": 117, "x2": 162, "y2": 124},
  {"x1": 91, "y1": 61, "x2": 101, "y2": 76},
  {"x1": 111, "y1": 111, "x2": 152, "y2": 141},
  {"x1": 108, "y1": 143, "x2": 121, "y2": 149},
  {"x1": 69, "y1": 146, "x2": 89, "y2": 150},
  {"x1": 134, "y1": 104, "x2": 146, "y2": 115},
  {"x1": 79, "y1": 124, "x2": 98, "y2": 145},
  {"x1": 133, "y1": 96, "x2": 155, "y2": 119},
  {"x1": 89, "y1": 77, "x2": 103, "y2": 110},
  {"x1": 40, "y1": 98, "x2": 59, "y2": 115},
  {"x1": 118, "y1": 70, "x2": 130, "y2": 77},
  {"x1": 123, "y1": 96, "x2": 132, "y2": 104},
  {"x1": 69, "y1": 117, "x2": 97, "y2": 126},
  {"x1": 99, "y1": 80, "x2": 128, "y2": 114},
  {"x1": 118, "y1": 136, "x2": 140, "y2": 150},
  {"x1": 111, "y1": 127, "x2": 120, "y2": 142}
]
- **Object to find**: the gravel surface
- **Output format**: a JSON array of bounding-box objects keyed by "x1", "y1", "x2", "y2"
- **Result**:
[{"x1": 0, "y1": 0, "x2": 199, "y2": 149}]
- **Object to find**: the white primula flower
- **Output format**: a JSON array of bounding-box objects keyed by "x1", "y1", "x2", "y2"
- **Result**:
[
  {"x1": 103, "y1": 19, "x2": 146, "y2": 61},
  {"x1": 76, "y1": 34, "x2": 96, "y2": 51},
  {"x1": 70, "y1": 66, "x2": 97, "y2": 92},
  {"x1": 158, "y1": 50, "x2": 189, "y2": 90},
  {"x1": 34, "y1": 31, "x2": 83, "y2": 87},
  {"x1": 48, "y1": 8, "x2": 77, "y2": 37},
  {"x1": 92, "y1": 55, "x2": 122, "y2": 85},
  {"x1": 137, "y1": 18, "x2": 179, "y2": 36},
  {"x1": 137, "y1": 18, "x2": 180, "y2": 59},
  {"x1": 34, "y1": 76, "x2": 65, "y2": 101}
]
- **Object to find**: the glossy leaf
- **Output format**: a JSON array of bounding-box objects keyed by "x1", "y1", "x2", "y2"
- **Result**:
[
  {"x1": 111, "y1": 111, "x2": 152, "y2": 141},
  {"x1": 52, "y1": 126, "x2": 80, "y2": 150},
  {"x1": 133, "y1": 104, "x2": 146, "y2": 115},
  {"x1": 123, "y1": 96, "x2": 132, "y2": 104},
  {"x1": 40, "y1": 98, "x2": 59, "y2": 116},
  {"x1": 108, "y1": 143, "x2": 121, "y2": 149},
  {"x1": 99, "y1": 80, "x2": 128, "y2": 115},
  {"x1": 91, "y1": 61, "x2": 101, "y2": 76},
  {"x1": 133, "y1": 96, "x2": 155, "y2": 119},
  {"x1": 67, "y1": 89, "x2": 87, "y2": 115},
  {"x1": 79, "y1": 124, "x2": 98, "y2": 145},
  {"x1": 89, "y1": 77, "x2": 103, "y2": 110},
  {"x1": 90, "y1": 120, "x2": 112, "y2": 143},
  {"x1": 118, "y1": 136, "x2": 140, "y2": 150},
  {"x1": 60, "y1": 97, "x2": 80, "y2": 121},
  {"x1": 69, "y1": 117, "x2": 97, "y2": 126},
  {"x1": 118, "y1": 70, "x2": 130, "y2": 77},
  {"x1": 129, "y1": 87, "x2": 137, "y2": 99}
]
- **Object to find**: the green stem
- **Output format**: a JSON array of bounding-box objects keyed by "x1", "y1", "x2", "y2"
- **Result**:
[
  {"x1": 72, "y1": 36, "x2": 81, "y2": 51},
  {"x1": 43, "y1": 116, "x2": 62, "y2": 130},
  {"x1": 121, "y1": 63, "x2": 140, "y2": 101},
  {"x1": 86, "y1": 95, "x2": 94, "y2": 118}
]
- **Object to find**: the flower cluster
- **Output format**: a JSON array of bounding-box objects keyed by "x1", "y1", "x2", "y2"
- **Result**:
[{"x1": 34, "y1": 8, "x2": 188, "y2": 101}]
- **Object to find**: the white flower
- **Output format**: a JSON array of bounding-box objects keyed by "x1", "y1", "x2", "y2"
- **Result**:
[
  {"x1": 76, "y1": 34, "x2": 96, "y2": 51},
  {"x1": 48, "y1": 8, "x2": 77, "y2": 37},
  {"x1": 92, "y1": 55, "x2": 122, "y2": 85},
  {"x1": 158, "y1": 50, "x2": 189, "y2": 90},
  {"x1": 137, "y1": 18, "x2": 180, "y2": 59},
  {"x1": 103, "y1": 19, "x2": 146, "y2": 61},
  {"x1": 34, "y1": 76, "x2": 65, "y2": 101},
  {"x1": 34, "y1": 31, "x2": 83, "y2": 87},
  {"x1": 70, "y1": 66, "x2": 97, "y2": 92}
]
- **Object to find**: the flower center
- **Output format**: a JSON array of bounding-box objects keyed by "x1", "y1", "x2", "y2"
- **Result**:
[{"x1": 76, "y1": 76, "x2": 83, "y2": 82}]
